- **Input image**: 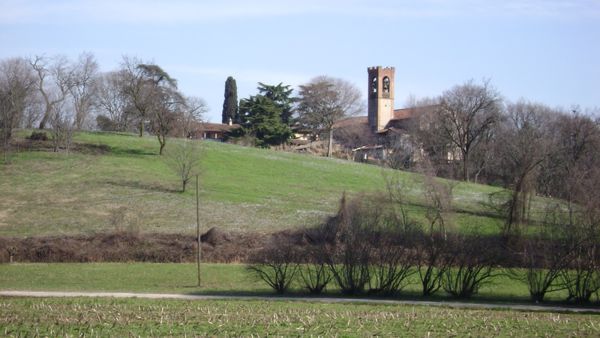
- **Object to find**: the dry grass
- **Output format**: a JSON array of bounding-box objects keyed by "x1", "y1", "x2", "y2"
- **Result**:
[{"x1": 1, "y1": 297, "x2": 598, "y2": 336}]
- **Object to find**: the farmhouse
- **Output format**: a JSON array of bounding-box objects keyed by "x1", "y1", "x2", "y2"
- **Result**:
[{"x1": 189, "y1": 120, "x2": 240, "y2": 141}]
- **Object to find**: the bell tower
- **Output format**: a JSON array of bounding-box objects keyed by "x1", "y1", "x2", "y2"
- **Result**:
[{"x1": 367, "y1": 66, "x2": 395, "y2": 131}]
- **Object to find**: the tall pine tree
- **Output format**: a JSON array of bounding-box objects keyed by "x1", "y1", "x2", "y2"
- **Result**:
[{"x1": 221, "y1": 76, "x2": 238, "y2": 124}]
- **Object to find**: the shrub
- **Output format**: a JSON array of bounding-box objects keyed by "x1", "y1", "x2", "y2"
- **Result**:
[
  {"x1": 561, "y1": 239, "x2": 600, "y2": 304},
  {"x1": 297, "y1": 245, "x2": 331, "y2": 295},
  {"x1": 247, "y1": 240, "x2": 299, "y2": 294},
  {"x1": 324, "y1": 195, "x2": 374, "y2": 295},
  {"x1": 28, "y1": 131, "x2": 48, "y2": 141},
  {"x1": 442, "y1": 234, "x2": 502, "y2": 298}
]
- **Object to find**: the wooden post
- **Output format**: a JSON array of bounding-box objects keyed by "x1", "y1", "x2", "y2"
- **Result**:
[{"x1": 196, "y1": 174, "x2": 201, "y2": 287}]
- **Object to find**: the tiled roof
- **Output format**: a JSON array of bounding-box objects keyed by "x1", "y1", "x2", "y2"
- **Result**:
[
  {"x1": 194, "y1": 122, "x2": 241, "y2": 132},
  {"x1": 392, "y1": 105, "x2": 438, "y2": 121},
  {"x1": 333, "y1": 116, "x2": 368, "y2": 128}
]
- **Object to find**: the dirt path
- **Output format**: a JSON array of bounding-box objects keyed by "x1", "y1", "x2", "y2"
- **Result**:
[{"x1": 1, "y1": 290, "x2": 599, "y2": 314}]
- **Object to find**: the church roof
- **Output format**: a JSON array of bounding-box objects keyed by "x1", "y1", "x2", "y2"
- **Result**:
[
  {"x1": 333, "y1": 116, "x2": 368, "y2": 128},
  {"x1": 333, "y1": 105, "x2": 438, "y2": 131},
  {"x1": 392, "y1": 105, "x2": 438, "y2": 121}
]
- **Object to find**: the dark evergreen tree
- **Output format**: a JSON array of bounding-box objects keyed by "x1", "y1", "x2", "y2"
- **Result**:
[
  {"x1": 239, "y1": 94, "x2": 291, "y2": 147},
  {"x1": 221, "y1": 76, "x2": 238, "y2": 124},
  {"x1": 257, "y1": 82, "x2": 295, "y2": 125}
]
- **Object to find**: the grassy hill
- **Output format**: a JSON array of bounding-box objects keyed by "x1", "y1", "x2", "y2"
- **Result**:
[{"x1": 0, "y1": 131, "x2": 507, "y2": 237}]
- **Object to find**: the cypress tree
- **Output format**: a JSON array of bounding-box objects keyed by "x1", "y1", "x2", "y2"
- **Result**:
[{"x1": 222, "y1": 76, "x2": 238, "y2": 124}]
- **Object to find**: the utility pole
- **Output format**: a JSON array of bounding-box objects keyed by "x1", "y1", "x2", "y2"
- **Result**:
[{"x1": 196, "y1": 174, "x2": 201, "y2": 287}]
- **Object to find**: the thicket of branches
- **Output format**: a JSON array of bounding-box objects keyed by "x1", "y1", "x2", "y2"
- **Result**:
[{"x1": 249, "y1": 168, "x2": 600, "y2": 304}]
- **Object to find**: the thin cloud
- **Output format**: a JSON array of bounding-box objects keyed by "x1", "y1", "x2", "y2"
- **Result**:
[
  {"x1": 2, "y1": 0, "x2": 598, "y2": 25},
  {"x1": 0, "y1": 0, "x2": 326, "y2": 24}
]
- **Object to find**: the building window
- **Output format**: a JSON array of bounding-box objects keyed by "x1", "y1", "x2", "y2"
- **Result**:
[
  {"x1": 371, "y1": 77, "x2": 377, "y2": 94},
  {"x1": 382, "y1": 76, "x2": 390, "y2": 93}
]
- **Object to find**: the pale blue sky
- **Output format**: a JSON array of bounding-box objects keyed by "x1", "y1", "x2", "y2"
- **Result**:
[{"x1": 1, "y1": 0, "x2": 598, "y2": 122}]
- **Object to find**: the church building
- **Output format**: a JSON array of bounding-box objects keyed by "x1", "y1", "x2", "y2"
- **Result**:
[{"x1": 334, "y1": 66, "x2": 434, "y2": 162}]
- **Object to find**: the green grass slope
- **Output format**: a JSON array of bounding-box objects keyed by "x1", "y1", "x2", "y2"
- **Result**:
[{"x1": 0, "y1": 131, "x2": 505, "y2": 237}]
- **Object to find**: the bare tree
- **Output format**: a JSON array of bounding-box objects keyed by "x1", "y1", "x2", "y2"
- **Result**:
[
  {"x1": 414, "y1": 174, "x2": 455, "y2": 297},
  {"x1": 442, "y1": 233, "x2": 502, "y2": 298},
  {"x1": 297, "y1": 244, "x2": 332, "y2": 295},
  {"x1": 22, "y1": 93, "x2": 43, "y2": 129},
  {"x1": 120, "y1": 57, "x2": 154, "y2": 137},
  {"x1": 30, "y1": 55, "x2": 73, "y2": 130},
  {"x1": 435, "y1": 80, "x2": 502, "y2": 181},
  {"x1": 247, "y1": 239, "x2": 299, "y2": 294},
  {"x1": 324, "y1": 194, "x2": 373, "y2": 295},
  {"x1": 151, "y1": 89, "x2": 184, "y2": 155},
  {"x1": 411, "y1": 97, "x2": 458, "y2": 178},
  {"x1": 297, "y1": 76, "x2": 364, "y2": 157},
  {"x1": 0, "y1": 57, "x2": 36, "y2": 162},
  {"x1": 511, "y1": 206, "x2": 576, "y2": 303},
  {"x1": 120, "y1": 59, "x2": 185, "y2": 153},
  {"x1": 493, "y1": 101, "x2": 554, "y2": 236},
  {"x1": 164, "y1": 139, "x2": 202, "y2": 192},
  {"x1": 48, "y1": 100, "x2": 74, "y2": 153},
  {"x1": 180, "y1": 96, "x2": 207, "y2": 138},
  {"x1": 68, "y1": 52, "x2": 98, "y2": 130},
  {"x1": 95, "y1": 71, "x2": 131, "y2": 131},
  {"x1": 539, "y1": 110, "x2": 600, "y2": 215}
]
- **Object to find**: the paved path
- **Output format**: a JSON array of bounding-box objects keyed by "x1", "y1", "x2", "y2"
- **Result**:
[{"x1": 1, "y1": 290, "x2": 599, "y2": 314}]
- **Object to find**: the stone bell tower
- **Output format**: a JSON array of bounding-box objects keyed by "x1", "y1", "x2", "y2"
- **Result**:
[{"x1": 367, "y1": 66, "x2": 395, "y2": 132}]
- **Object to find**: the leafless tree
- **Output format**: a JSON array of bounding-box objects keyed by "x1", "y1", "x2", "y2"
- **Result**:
[
  {"x1": 180, "y1": 96, "x2": 207, "y2": 138},
  {"x1": 324, "y1": 194, "x2": 374, "y2": 295},
  {"x1": 247, "y1": 238, "x2": 299, "y2": 294},
  {"x1": 539, "y1": 110, "x2": 600, "y2": 215},
  {"x1": 68, "y1": 52, "x2": 98, "y2": 130},
  {"x1": 297, "y1": 76, "x2": 364, "y2": 157},
  {"x1": 442, "y1": 233, "x2": 502, "y2": 298},
  {"x1": 493, "y1": 101, "x2": 555, "y2": 236},
  {"x1": 119, "y1": 57, "x2": 154, "y2": 137},
  {"x1": 151, "y1": 88, "x2": 184, "y2": 155},
  {"x1": 21, "y1": 94, "x2": 43, "y2": 129},
  {"x1": 30, "y1": 55, "x2": 74, "y2": 130},
  {"x1": 297, "y1": 244, "x2": 332, "y2": 295},
  {"x1": 95, "y1": 71, "x2": 131, "y2": 131},
  {"x1": 561, "y1": 231, "x2": 600, "y2": 304},
  {"x1": 411, "y1": 97, "x2": 458, "y2": 178},
  {"x1": 120, "y1": 59, "x2": 185, "y2": 154},
  {"x1": 510, "y1": 205, "x2": 576, "y2": 303},
  {"x1": 434, "y1": 80, "x2": 502, "y2": 181},
  {"x1": 0, "y1": 57, "x2": 36, "y2": 162},
  {"x1": 48, "y1": 103, "x2": 74, "y2": 154},
  {"x1": 413, "y1": 170, "x2": 456, "y2": 296},
  {"x1": 164, "y1": 139, "x2": 202, "y2": 192}
]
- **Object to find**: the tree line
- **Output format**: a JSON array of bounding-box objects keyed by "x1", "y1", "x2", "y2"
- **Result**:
[
  {"x1": 0, "y1": 53, "x2": 206, "y2": 158},
  {"x1": 248, "y1": 170, "x2": 600, "y2": 304}
]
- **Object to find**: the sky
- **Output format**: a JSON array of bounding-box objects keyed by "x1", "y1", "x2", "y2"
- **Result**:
[{"x1": 1, "y1": 0, "x2": 599, "y2": 122}]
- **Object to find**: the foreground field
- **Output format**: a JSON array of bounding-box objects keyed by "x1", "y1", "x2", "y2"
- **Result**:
[
  {"x1": 0, "y1": 131, "x2": 506, "y2": 236},
  {"x1": 1, "y1": 296, "x2": 598, "y2": 336}
]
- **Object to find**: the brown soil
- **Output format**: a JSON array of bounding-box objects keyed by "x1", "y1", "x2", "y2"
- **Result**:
[{"x1": 0, "y1": 227, "x2": 307, "y2": 263}]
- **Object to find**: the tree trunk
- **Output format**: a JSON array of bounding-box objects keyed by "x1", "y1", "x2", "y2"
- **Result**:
[
  {"x1": 38, "y1": 109, "x2": 50, "y2": 129},
  {"x1": 138, "y1": 120, "x2": 144, "y2": 137},
  {"x1": 462, "y1": 151, "x2": 469, "y2": 182},
  {"x1": 158, "y1": 135, "x2": 165, "y2": 155},
  {"x1": 327, "y1": 128, "x2": 334, "y2": 157}
]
